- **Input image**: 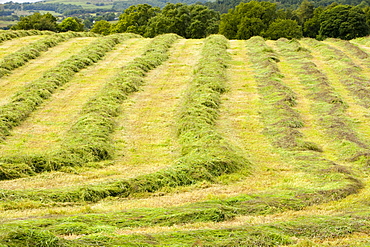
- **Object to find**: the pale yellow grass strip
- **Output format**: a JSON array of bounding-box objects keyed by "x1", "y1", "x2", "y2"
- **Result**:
[
  {"x1": 323, "y1": 39, "x2": 369, "y2": 68},
  {"x1": 111, "y1": 38, "x2": 203, "y2": 179},
  {"x1": 0, "y1": 38, "x2": 150, "y2": 157},
  {"x1": 0, "y1": 35, "x2": 45, "y2": 60},
  {"x1": 216, "y1": 40, "x2": 296, "y2": 192},
  {"x1": 0, "y1": 37, "x2": 97, "y2": 105},
  {"x1": 351, "y1": 38, "x2": 370, "y2": 53},
  {"x1": 300, "y1": 39, "x2": 370, "y2": 147},
  {"x1": 268, "y1": 40, "x2": 340, "y2": 162}
]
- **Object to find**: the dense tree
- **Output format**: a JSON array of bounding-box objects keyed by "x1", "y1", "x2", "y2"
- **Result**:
[
  {"x1": 295, "y1": 0, "x2": 315, "y2": 24},
  {"x1": 11, "y1": 12, "x2": 57, "y2": 31},
  {"x1": 236, "y1": 17, "x2": 265, "y2": 39},
  {"x1": 303, "y1": 6, "x2": 323, "y2": 37},
  {"x1": 146, "y1": 3, "x2": 219, "y2": 38},
  {"x1": 58, "y1": 17, "x2": 84, "y2": 32},
  {"x1": 318, "y1": 5, "x2": 370, "y2": 39},
  {"x1": 263, "y1": 19, "x2": 303, "y2": 39},
  {"x1": 219, "y1": 1, "x2": 277, "y2": 39},
  {"x1": 111, "y1": 4, "x2": 160, "y2": 36},
  {"x1": 91, "y1": 20, "x2": 112, "y2": 35}
]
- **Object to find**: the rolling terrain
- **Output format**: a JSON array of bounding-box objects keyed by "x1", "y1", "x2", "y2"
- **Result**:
[{"x1": 0, "y1": 31, "x2": 369, "y2": 246}]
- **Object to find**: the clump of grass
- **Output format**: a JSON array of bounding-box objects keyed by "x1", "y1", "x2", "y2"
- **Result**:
[
  {"x1": 0, "y1": 227, "x2": 66, "y2": 247},
  {"x1": 3, "y1": 213, "x2": 368, "y2": 246}
]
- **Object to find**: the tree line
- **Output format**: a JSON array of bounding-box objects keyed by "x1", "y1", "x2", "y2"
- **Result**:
[{"x1": 10, "y1": 0, "x2": 370, "y2": 40}]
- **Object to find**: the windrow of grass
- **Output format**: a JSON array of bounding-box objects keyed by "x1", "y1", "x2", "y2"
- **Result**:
[
  {"x1": 296, "y1": 38, "x2": 370, "y2": 165},
  {"x1": 307, "y1": 39, "x2": 370, "y2": 110},
  {"x1": 0, "y1": 34, "x2": 140, "y2": 178},
  {"x1": 1, "y1": 209, "x2": 369, "y2": 246},
  {"x1": 0, "y1": 34, "x2": 250, "y2": 205},
  {"x1": 0, "y1": 34, "x2": 177, "y2": 182},
  {"x1": 174, "y1": 35, "x2": 250, "y2": 186},
  {"x1": 0, "y1": 38, "x2": 150, "y2": 160},
  {"x1": 0, "y1": 36, "x2": 48, "y2": 61},
  {"x1": 328, "y1": 39, "x2": 370, "y2": 67},
  {"x1": 0, "y1": 30, "x2": 52, "y2": 44},
  {"x1": 0, "y1": 32, "x2": 99, "y2": 78},
  {"x1": 0, "y1": 36, "x2": 361, "y2": 233},
  {"x1": 245, "y1": 36, "x2": 362, "y2": 203}
]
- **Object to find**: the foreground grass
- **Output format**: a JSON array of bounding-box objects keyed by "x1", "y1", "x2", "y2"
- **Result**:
[{"x1": 0, "y1": 35, "x2": 369, "y2": 246}]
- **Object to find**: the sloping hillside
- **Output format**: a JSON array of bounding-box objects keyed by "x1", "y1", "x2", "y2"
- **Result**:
[{"x1": 0, "y1": 31, "x2": 369, "y2": 246}]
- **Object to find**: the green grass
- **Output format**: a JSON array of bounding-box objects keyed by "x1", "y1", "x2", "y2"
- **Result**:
[
  {"x1": 0, "y1": 36, "x2": 98, "y2": 106},
  {"x1": 0, "y1": 32, "x2": 98, "y2": 79},
  {"x1": 0, "y1": 35, "x2": 47, "y2": 60},
  {"x1": 0, "y1": 35, "x2": 370, "y2": 246},
  {"x1": 0, "y1": 38, "x2": 150, "y2": 157},
  {"x1": 299, "y1": 38, "x2": 370, "y2": 165}
]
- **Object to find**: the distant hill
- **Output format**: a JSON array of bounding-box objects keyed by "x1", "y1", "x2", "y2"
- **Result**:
[{"x1": 204, "y1": 0, "x2": 370, "y2": 13}]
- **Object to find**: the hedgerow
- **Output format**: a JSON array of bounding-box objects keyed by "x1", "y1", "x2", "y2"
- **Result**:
[{"x1": 0, "y1": 32, "x2": 99, "y2": 78}]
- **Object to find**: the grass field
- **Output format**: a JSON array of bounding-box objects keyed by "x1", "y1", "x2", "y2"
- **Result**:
[{"x1": 0, "y1": 32, "x2": 369, "y2": 246}]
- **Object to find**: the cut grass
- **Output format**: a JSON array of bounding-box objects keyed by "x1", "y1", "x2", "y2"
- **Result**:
[
  {"x1": 0, "y1": 35, "x2": 250, "y2": 205},
  {"x1": 0, "y1": 35, "x2": 369, "y2": 246},
  {"x1": 0, "y1": 37, "x2": 97, "y2": 106},
  {"x1": 0, "y1": 38, "x2": 150, "y2": 157},
  {"x1": 300, "y1": 38, "x2": 370, "y2": 164},
  {"x1": 0, "y1": 35, "x2": 46, "y2": 60},
  {"x1": 0, "y1": 32, "x2": 98, "y2": 79},
  {"x1": 112, "y1": 38, "x2": 203, "y2": 180}
]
